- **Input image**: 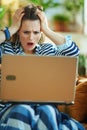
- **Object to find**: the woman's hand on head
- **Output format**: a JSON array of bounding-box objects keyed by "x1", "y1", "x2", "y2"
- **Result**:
[
  {"x1": 11, "y1": 8, "x2": 24, "y2": 33},
  {"x1": 37, "y1": 9, "x2": 49, "y2": 33}
]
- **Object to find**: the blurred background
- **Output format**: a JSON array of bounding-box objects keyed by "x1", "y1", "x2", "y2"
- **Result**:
[{"x1": 0, "y1": 0, "x2": 87, "y2": 76}]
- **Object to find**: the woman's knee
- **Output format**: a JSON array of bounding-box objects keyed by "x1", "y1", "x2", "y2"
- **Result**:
[
  {"x1": 0, "y1": 104, "x2": 33, "y2": 130},
  {"x1": 37, "y1": 105, "x2": 56, "y2": 115},
  {"x1": 7, "y1": 105, "x2": 35, "y2": 121},
  {"x1": 35, "y1": 105, "x2": 59, "y2": 130},
  {"x1": 1, "y1": 104, "x2": 37, "y2": 125}
]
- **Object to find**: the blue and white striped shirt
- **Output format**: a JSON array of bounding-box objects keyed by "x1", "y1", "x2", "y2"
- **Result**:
[{"x1": 0, "y1": 36, "x2": 79, "y2": 60}]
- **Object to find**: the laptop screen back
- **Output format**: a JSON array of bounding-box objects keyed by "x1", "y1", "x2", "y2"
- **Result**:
[{"x1": 0, "y1": 55, "x2": 78, "y2": 104}]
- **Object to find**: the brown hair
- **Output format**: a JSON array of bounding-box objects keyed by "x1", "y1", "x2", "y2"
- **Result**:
[{"x1": 11, "y1": 4, "x2": 44, "y2": 43}]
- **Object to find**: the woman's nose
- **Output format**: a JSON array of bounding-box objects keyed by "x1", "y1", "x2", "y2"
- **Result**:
[{"x1": 29, "y1": 33, "x2": 34, "y2": 40}]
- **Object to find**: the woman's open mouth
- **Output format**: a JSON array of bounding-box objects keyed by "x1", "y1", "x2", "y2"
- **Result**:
[{"x1": 27, "y1": 42, "x2": 34, "y2": 47}]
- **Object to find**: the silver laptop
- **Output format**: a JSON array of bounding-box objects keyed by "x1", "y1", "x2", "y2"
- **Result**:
[{"x1": 0, "y1": 55, "x2": 78, "y2": 104}]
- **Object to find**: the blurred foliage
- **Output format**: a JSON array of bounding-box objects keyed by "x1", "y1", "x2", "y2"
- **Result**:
[
  {"x1": 78, "y1": 54, "x2": 86, "y2": 68},
  {"x1": 0, "y1": 5, "x2": 8, "y2": 29},
  {"x1": 53, "y1": 13, "x2": 70, "y2": 22},
  {"x1": 0, "y1": 0, "x2": 84, "y2": 29},
  {"x1": 64, "y1": 0, "x2": 84, "y2": 23},
  {"x1": 78, "y1": 54, "x2": 86, "y2": 76},
  {"x1": 64, "y1": 0, "x2": 84, "y2": 12},
  {"x1": 52, "y1": 0, "x2": 84, "y2": 32},
  {"x1": 0, "y1": 6, "x2": 7, "y2": 19},
  {"x1": 27, "y1": 0, "x2": 60, "y2": 11}
]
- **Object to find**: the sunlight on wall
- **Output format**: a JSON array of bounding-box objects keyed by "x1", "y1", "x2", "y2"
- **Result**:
[
  {"x1": 84, "y1": 0, "x2": 87, "y2": 34},
  {"x1": 1, "y1": 0, "x2": 13, "y2": 4},
  {"x1": 1, "y1": 0, "x2": 19, "y2": 10}
]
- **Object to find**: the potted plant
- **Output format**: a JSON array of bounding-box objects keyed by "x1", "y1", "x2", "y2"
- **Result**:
[{"x1": 52, "y1": 13, "x2": 70, "y2": 32}]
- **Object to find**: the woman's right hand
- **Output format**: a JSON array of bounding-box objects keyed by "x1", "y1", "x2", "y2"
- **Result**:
[
  {"x1": 0, "y1": 8, "x2": 24, "y2": 44},
  {"x1": 9, "y1": 8, "x2": 24, "y2": 34}
]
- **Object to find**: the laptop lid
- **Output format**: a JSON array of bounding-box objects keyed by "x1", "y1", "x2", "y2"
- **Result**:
[{"x1": 0, "y1": 55, "x2": 78, "y2": 104}]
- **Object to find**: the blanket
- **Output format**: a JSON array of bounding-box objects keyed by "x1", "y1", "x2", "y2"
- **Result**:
[{"x1": 0, "y1": 104, "x2": 85, "y2": 130}]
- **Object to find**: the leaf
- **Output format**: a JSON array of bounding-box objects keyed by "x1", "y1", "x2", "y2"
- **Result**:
[{"x1": 0, "y1": 6, "x2": 7, "y2": 19}]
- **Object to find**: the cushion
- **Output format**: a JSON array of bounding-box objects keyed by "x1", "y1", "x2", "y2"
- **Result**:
[{"x1": 68, "y1": 81, "x2": 87, "y2": 122}]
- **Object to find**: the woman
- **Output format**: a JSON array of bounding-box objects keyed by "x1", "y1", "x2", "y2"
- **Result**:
[{"x1": 0, "y1": 4, "x2": 84, "y2": 130}]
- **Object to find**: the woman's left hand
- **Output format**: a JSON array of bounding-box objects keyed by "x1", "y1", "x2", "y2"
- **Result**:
[
  {"x1": 37, "y1": 8, "x2": 65, "y2": 45},
  {"x1": 37, "y1": 9, "x2": 49, "y2": 33}
]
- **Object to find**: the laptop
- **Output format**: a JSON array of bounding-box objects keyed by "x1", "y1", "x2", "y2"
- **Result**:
[{"x1": 0, "y1": 55, "x2": 78, "y2": 104}]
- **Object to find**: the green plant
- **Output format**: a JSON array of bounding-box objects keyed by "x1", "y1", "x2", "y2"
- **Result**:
[
  {"x1": 0, "y1": 5, "x2": 8, "y2": 29},
  {"x1": 52, "y1": 13, "x2": 70, "y2": 32},
  {"x1": 78, "y1": 54, "x2": 86, "y2": 68},
  {"x1": 53, "y1": 14, "x2": 70, "y2": 22},
  {"x1": 64, "y1": 0, "x2": 84, "y2": 23},
  {"x1": 0, "y1": 6, "x2": 7, "y2": 20},
  {"x1": 64, "y1": 0, "x2": 84, "y2": 12},
  {"x1": 78, "y1": 54, "x2": 86, "y2": 76}
]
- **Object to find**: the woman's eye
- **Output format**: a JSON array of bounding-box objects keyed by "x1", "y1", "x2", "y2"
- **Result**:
[
  {"x1": 34, "y1": 31, "x2": 40, "y2": 34},
  {"x1": 24, "y1": 31, "x2": 29, "y2": 34},
  {"x1": 23, "y1": 31, "x2": 40, "y2": 35}
]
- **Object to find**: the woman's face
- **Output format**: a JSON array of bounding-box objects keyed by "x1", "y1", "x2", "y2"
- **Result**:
[{"x1": 18, "y1": 20, "x2": 41, "y2": 54}]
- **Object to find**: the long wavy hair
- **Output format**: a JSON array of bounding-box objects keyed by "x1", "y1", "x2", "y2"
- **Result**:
[{"x1": 11, "y1": 4, "x2": 45, "y2": 44}]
